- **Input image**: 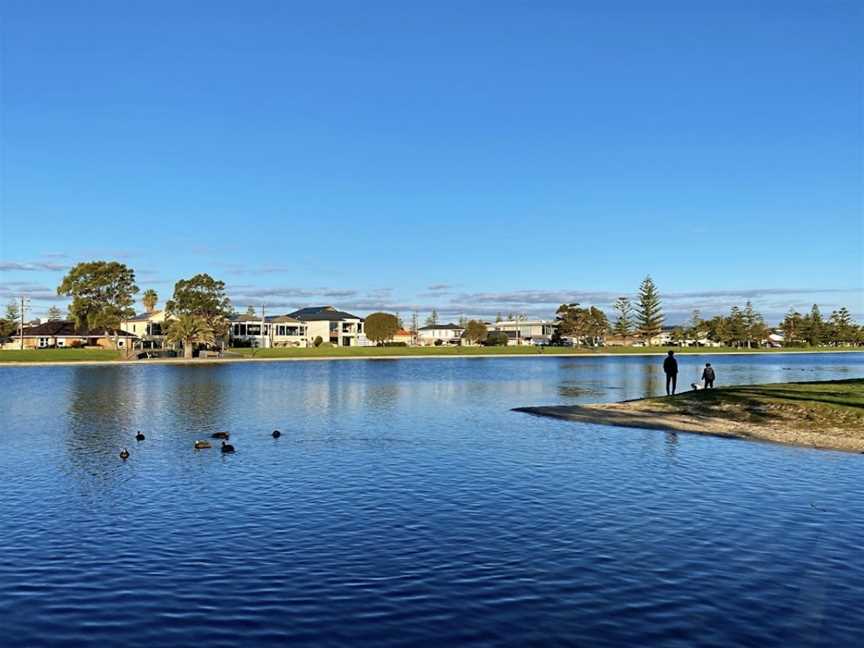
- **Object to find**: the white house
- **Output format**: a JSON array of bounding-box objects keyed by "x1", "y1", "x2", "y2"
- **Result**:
[
  {"x1": 488, "y1": 319, "x2": 556, "y2": 346},
  {"x1": 230, "y1": 314, "x2": 309, "y2": 348},
  {"x1": 121, "y1": 310, "x2": 169, "y2": 348},
  {"x1": 418, "y1": 323, "x2": 464, "y2": 345},
  {"x1": 287, "y1": 306, "x2": 366, "y2": 347}
]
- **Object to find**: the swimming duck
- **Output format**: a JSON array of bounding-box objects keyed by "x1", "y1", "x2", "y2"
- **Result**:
[
  {"x1": 194, "y1": 440, "x2": 212, "y2": 449},
  {"x1": 221, "y1": 440, "x2": 235, "y2": 453},
  {"x1": 119, "y1": 448, "x2": 130, "y2": 460},
  {"x1": 211, "y1": 432, "x2": 230, "y2": 439},
  {"x1": 135, "y1": 431, "x2": 145, "y2": 441},
  {"x1": 272, "y1": 429, "x2": 281, "y2": 438}
]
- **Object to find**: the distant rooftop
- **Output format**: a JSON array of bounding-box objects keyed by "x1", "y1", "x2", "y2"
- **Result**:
[
  {"x1": 418, "y1": 323, "x2": 464, "y2": 331},
  {"x1": 230, "y1": 313, "x2": 302, "y2": 324},
  {"x1": 16, "y1": 320, "x2": 136, "y2": 338},
  {"x1": 126, "y1": 310, "x2": 163, "y2": 322},
  {"x1": 288, "y1": 306, "x2": 362, "y2": 321}
]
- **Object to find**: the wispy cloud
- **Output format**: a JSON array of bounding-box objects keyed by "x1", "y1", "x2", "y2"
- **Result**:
[
  {"x1": 451, "y1": 290, "x2": 621, "y2": 305},
  {"x1": 664, "y1": 288, "x2": 860, "y2": 300},
  {"x1": 0, "y1": 282, "x2": 62, "y2": 301},
  {"x1": 0, "y1": 261, "x2": 69, "y2": 272}
]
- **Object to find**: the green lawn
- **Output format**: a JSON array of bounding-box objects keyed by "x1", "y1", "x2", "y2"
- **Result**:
[
  {"x1": 648, "y1": 378, "x2": 864, "y2": 430},
  {"x1": 0, "y1": 348, "x2": 122, "y2": 362},
  {"x1": 0, "y1": 344, "x2": 859, "y2": 363}
]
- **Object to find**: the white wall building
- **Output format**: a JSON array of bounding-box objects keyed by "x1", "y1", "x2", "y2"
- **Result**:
[
  {"x1": 230, "y1": 314, "x2": 308, "y2": 348},
  {"x1": 287, "y1": 306, "x2": 366, "y2": 347},
  {"x1": 488, "y1": 319, "x2": 556, "y2": 345},
  {"x1": 417, "y1": 323, "x2": 464, "y2": 345}
]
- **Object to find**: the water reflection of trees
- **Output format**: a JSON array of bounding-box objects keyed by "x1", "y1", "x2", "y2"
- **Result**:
[
  {"x1": 63, "y1": 366, "x2": 228, "y2": 482},
  {"x1": 67, "y1": 367, "x2": 135, "y2": 455},
  {"x1": 64, "y1": 367, "x2": 137, "y2": 487},
  {"x1": 161, "y1": 366, "x2": 228, "y2": 436}
]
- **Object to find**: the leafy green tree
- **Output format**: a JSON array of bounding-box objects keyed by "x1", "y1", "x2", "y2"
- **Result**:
[
  {"x1": 462, "y1": 320, "x2": 488, "y2": 345},
  {"x1": 47, "y1": 306, "x2": 64, "y2": 321},
  {"x1": 245, "y1": 305, "x2": 256, "y2": 316},
  {"x1": 0, "y1": 300, "x2": 21, "y2": 337},
  {"x1": 828, "y1": 307, "x2": 855, "y2": 346},
  {"x1": 554, "y1": 303, "x2": 608, "y2": 346},
  {"x1": 705, "y1": 315, "x2": 730, "y2": 345},
  {"x1": 165, "y1": 314, "x2": 215, "y2": 359},
  {"x1": 686, "y1": 309, "x2": 704, "y2": 343},
  {"x1": 612, "y1": 297, "x2": 633, "y2": 339},
  {"x1": 142, "y1": 289, "x2": 158, "y2": 313},
  {"x1": 742, "y1": 301, "x2": 766, "y2": 348},
  {"x1": 485, "y1": 331, "x2": 509, "y2": 346},
  {"x1": 5, "y1": 300, "x2": 20, "y2": 323},
  {"x1": 726, "y1": 306, "x2": 746, "y2": 347},
  {"x1": 57, "y1": 261, "x2": 139, "y2": 347},
  {"x1": 671, "y1": 327, "x2": 687, "y2": 345},
  {"x1": 554, "y1": 303, "x2": 581, "y2": 340},
  {"x1": 780, "y1": 310, "x2": 801, "y2": 346},
  {"x1": 578, "y1": 306, "x2": 609, "y2": 346},
  {"x1": 166, "y1": 273, "x2": 232, "y2": 345},
  {"x1": 636, "y1": 276, "x2": 663, "y2": 343},
  {"x1": 425, "y1": 309, "x2": 439, "y2": 326},
  {"x1": 364, "y1": 312, "x2": 400, "y2": 345},
  {"x1": 801, "y1": 304, "x2": 824, "y2": 346}
]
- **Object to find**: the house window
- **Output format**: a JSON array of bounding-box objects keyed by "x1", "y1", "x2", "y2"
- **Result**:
[
  {"x1": 39, "y1": 337, "x2": 49, "y2": 348},
  {"x1": 57, "y1": 339, "x2": 65, "y2": 347}
]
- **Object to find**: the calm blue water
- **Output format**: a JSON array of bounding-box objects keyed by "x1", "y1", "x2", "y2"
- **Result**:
[{"x1": 1, "y1": 353, "x2": 863, "y2": 647}]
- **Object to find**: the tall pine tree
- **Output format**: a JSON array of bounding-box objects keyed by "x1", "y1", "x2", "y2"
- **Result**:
[
  {"x1": 636, "y1": 276, "x2": 663, "y2": 343},
  {"x1": 612, "y1": 297, "x2": 633, "y2": 339}
]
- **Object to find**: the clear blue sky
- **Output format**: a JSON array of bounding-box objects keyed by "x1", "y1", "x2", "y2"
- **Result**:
[{"x1": 1, "y1": 1, "x2": 862, "y2": 323}]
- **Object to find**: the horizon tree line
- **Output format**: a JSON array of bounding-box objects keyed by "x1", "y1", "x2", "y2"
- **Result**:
[{"x1": 1, "y1": 263, "x2": 861, "y2": 348}]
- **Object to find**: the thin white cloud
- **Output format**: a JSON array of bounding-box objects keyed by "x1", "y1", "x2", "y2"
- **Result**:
[{"x1": 0, "y1": 261, "x2": 69, "y2": 272}]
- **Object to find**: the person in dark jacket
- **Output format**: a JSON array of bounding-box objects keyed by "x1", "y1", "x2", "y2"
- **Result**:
[
  {"x1": 663, "y1": 350, "x2": 678, "y2": 395},
  {"x1": 702, "y1": 362, "x2": 716, "y2": 389}
]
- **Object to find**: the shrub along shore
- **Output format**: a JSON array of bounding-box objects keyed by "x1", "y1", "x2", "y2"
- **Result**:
[
  {"x1": 0, "y1": 345, "x2": 862, "y2": 364},
  {"x1": 515, "y1": 379, "x2": 864, "y2": 453}
]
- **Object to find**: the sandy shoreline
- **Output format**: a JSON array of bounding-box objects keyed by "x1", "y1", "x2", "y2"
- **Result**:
[
  {"x1": 515, "y1": 394, "x2": 864, "y2": 454},
  {"x1": 0, "y1": 349, "x2": 860, "y2": 368}
]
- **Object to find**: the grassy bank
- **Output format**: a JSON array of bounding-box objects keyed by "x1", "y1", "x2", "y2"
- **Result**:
[
  {"x1": 515, "y1": 379, "x2": 864, "y2": 453},
  {"x1": 0, "y1": 345, "x2": 861, "y2": 364},
  {"x1": 0, "y1": 349, "x2": 122, "y2": 363}
]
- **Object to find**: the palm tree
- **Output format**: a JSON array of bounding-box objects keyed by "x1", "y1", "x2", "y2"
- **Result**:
[
  {"x1": 142, "y1": 289, "x2": 158, "y2": 313},
  {"x1": 165, "y1": 314, "x2": 214, "y2": 359}
]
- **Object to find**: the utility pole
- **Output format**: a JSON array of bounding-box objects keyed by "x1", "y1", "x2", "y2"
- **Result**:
[{"x1": 19, "y1": 296, "x2": 30, "y2": 350}]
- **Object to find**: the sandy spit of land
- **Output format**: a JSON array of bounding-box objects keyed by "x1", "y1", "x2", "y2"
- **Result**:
[{"x1": 514, "y1": 399, "x2": 864, "y2": 454}]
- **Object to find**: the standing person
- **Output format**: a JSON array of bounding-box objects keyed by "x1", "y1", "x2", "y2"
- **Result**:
[
  {"x1": 663, "y1": 350, "x2": 679, "y2": 396},
  {"x1": 702, "y1": 362, "x2": 716, "y2": 389}
]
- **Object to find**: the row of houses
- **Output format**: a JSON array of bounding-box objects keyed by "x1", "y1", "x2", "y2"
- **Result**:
[
  {"x1": 3, "y1": 306, "x2": 367, "y2": 351},
  {"x1": 6, "y1": 306, "x2": 776, "y2": 351}
]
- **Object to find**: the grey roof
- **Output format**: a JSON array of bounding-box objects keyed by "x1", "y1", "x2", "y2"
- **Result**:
[
  {"x1": 288, "y1": 306, "x2": 362, "y2": 321},
  {"x1": 230, "y1": 314, "x2": 302, "y2": 323},
  {"x1": 418, "y1": 323, "x2": 464, "y2": 331},
  {"x1": 126, "y1": 310, "x2": 162, "y2": 321},
  {"x1": 16, "y1": 320, "x2": 136, "y2": 338}
]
